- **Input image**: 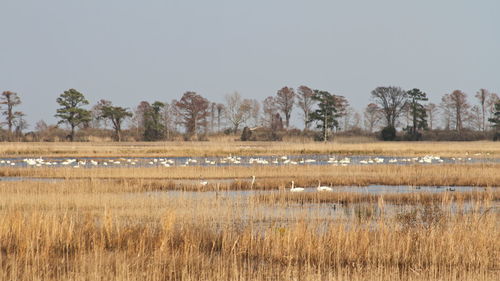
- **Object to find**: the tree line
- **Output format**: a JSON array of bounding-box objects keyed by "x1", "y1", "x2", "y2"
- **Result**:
[{"x1": 1, "y1": 86, "x2": 500, "y2": 142}]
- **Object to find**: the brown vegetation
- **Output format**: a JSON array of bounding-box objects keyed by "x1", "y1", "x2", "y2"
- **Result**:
[
  {"x1": 255, "y1": 188, "x2": 499, "y2": 205},
  {"x1": 1, "y1": 142, "x2": 499, "y2": 280},
  {"x1": 1, "y1": 164, "x2": 499, "y2": 189},
  {"x1": 0, "y1": 140, "x2": 499, "y2": 158},
  {"x1": 0, "y1": 179, "x2": 498, "y2": 281}
]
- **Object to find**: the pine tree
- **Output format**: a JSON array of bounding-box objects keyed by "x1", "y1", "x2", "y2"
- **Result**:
[
  {"x1": 143, "y1": 101, "x2": 165, "y2": 141},
  {"x1": 55, "y1": 89, "x2": 91, "y2": 141},
  {"x1": 308, "y1": 90, "x2": 340, "y2": 141},
  {"x1": 405, "y1": 88, "x2": 428, "y2": 140}
]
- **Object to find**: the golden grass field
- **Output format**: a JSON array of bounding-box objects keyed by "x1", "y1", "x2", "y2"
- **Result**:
[
  {"x1": 1, "y1": 164, "x2": 499, "y2": 188},
  {"x1": 0, "y1": 139, "x2": 499, "y2": 157},
  {"x1": 0, "y1": 141, "x2": 499, "y2": 281}
]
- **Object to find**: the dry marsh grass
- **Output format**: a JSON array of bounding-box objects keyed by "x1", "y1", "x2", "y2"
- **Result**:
[
  {"x1": 0, "y1": 141, "x2": 499, "y2": 158},
  {"x1": 255, "y1": 189, "x2": 500, "y2": 205},
  {"x1": 1, "y1": 141, "x2": 500, "y2": 280},
  {"x1": 2, "y1": 180, "x2": 498, "y2": 205},
  {"x1": 1, "y1": 163, "x2": 499, "y2": 188},
  {"x1": 0, "y1": 179, "x2": 498, "y2": 280},
  {"x1": 1, "y1": 210, "x2": 498, "y2": 281}
]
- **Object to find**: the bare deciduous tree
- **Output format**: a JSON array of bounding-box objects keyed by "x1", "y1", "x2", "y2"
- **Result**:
[
  {"x1": 224, "y1": 92, "x2": 252, "y2": 133},
  {"x1": 475, "y1": 89, "x2": 490, "y2": 131},
  {"x1": 296, "y1": 86, "x2": 315, "y2": 130},
  {"x1": 441, "y1": 90, "x2": 470, "y2": 132},
  {"x1": 400, "y1": 103, "x2": 412, "y2": 129},
  {"x1": 425, "y1": 103, "x2": 438, "y2": 130},
  {"x1": 209, "y1": 102, "x2": 216, "y2": 133},
  {"x1": 249, "y1": 99, "x2": 261, "y2": 127},
  {"x1": 176, "y1": 92, "x2": 210, "y2": 138},
  {"x1": 351, "y1": 111, "x2": 361, "y2": 130},
  {"x1": 275, "y1": 87, "x2": 295, "y2": 128},
  {"x1": 342, "y1": 106, "x2": 355, "y2": 131},
  {"x1": 162, "y1": 102, "x2": 182, "y2": 140},
  {"x1": 468, "y1": 105, "x2": 482, "y2": 130},
  {"x1": 333, "y1": 95, "x2": 350, "y2": 131},
  {"x1": 363, "y1": 103, "x2": 382, "y2": 133},
  {"x1": 370, "y1": 86, "x2": 408, "y2": 128},
  {"x1": 168, "y1": 99, "x2": 184, "y2": 132},
  {"x1": 216, "y1": 103, "x2": 225, "y2": 132},
  {"x1": 439, "y1": 96, "x2": 453, "y2": 130},
  {"x1": 13, "y1": 112, "x2": 27, "y2": 137},
  {"x1": 262, "y1": 96, "x2": 278, "y2": 127},
  {"x1": 132, "y1": 101, "x2": 151, "y2": 138}
]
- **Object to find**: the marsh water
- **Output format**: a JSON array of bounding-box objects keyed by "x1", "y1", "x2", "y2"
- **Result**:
[
  {"x1": 1, "y1": 154, "x2": 499, "y2": 168},
  {"x1": 142, "y1": 185, "x2": 483, "y2": 197},
  {"x1": 134, "y1": 187, "x2": 498, "y2": 228},
  {"x1": 1, "y1": 154, "x2": 497, "y2": 223},
  {"x1": 2, "y1": 175, "x2": 496, "y2": 227}
]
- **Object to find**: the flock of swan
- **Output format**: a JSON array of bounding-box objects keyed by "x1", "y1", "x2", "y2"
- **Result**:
[
  {"x1": 198, "y1": 176, "x2": 332, "y2": 193},
  {"x1": 290, "y1": 180, "x2": 333, "y2": 192},
  {"x1": 0, "y1": 154, "x2": 484, "y2": 168}
]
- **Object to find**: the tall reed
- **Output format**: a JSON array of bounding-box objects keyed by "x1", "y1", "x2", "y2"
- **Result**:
[
  {"x1": 0, "y1": 141, "x2": 499, "y2": 158},
  {"x1": 1, "y1": 164, "x2": 499, "y2": 188},
  {"x1": 0, "y1": 204, "x2": 497, "y2": 281}
]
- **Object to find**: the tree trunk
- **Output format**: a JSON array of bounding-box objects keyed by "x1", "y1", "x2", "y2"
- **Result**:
[
  {"x1": 7, "y1": 105, "x2": 13, "y2": 133},
  {"x1": 412, "y1": 103, "x2": 417, "y2": 137},
  {"x1": 193, "y1": 118, "x2": 197, "y2": 140},
  {"x1": 323, "y1": 111, "x2": 328, "y2": 142},
  {"x1": 217, "y1": 114, "x2": 221, "y2": 133},
  {"x1": 482, "y1": 105, "x2": 486, "y2": 132},
  {"x1": 115, "y1": 123, "x2": 122, "y2": 142},
  {"x1": 303, "y1": 109, "x2": 308, "y2": 130},
  {"x1": 429, "y1": 111, "x2": 433, "y2": 130},
  {"x1": 70, "y1": 125, "x2": 75, "y2": 141}
]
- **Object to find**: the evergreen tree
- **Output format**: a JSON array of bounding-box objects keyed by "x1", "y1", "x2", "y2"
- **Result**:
[
  {"x1": 0, "y1": 91, "x2": 23, "y2": 136},
  {"x1": 488, "y1": 101, "x2": 500, "y2": 138},
  {"x1": 405, "y1": 88, "x2": 428, "y2": 140},
  {"x1": 97, "y1": 101, "x2": 133, "y2": 142},
  {"x1": 55, "y1": 89, "x2": 91, "y2": 141},
  {"x1": 143, "y1": 101, "x2": 165, "y2": 141},
  {"x1": 308, "y1": 90, "x2": 340, "y2": 141}
]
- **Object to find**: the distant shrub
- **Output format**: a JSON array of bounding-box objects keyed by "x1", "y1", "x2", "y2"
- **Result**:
[
  {"x1": 245, "y1": 127, "x2": 283, "y2": 141},
  {"x1": 240, "y1": 127, "x2": 252, "y2": 141},
  {"x1": 402, "y1": 129, "x2": 423, "y2": 141},
  {"x1": 381, "y1": 126, "x2": 396, "y2": 141},
  {"x1": 422, "y1": 129, "x2": 492, "y2": 141},
  {"x1": 493, "y1": 132, "x2": 500, "y2": 141},
  {"x1": 313, "y1": 133, "x2": 333, "y2": 142}
]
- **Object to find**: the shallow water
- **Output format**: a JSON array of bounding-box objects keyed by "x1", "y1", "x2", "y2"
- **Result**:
[
  {"x1": 144, "y1": 184, "x2": 486, "y2": 198},
  {"x1": 0, "y1": 174, "x2": 493, "y2": 193},
  {"x1": 132, "y1": 188, "x2": 499, "y2": 229},
  {"x1": 1, "y1": 154, "x2": 498, "y2": 169},
  {"x1": 0, "y1": 177, "x2": 64, "y2": 182}
]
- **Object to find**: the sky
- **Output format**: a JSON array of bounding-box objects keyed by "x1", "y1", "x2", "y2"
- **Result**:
[{"x1": 1, "y1": 0, "x2": 499, "y2": 129}]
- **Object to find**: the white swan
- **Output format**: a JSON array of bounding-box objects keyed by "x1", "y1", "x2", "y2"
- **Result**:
[
  {"x1": 317, "y1": 181, "x2": 333, "y2": 192},
  {"x1": 290, "y1": 181, "x2": 304, "y2": 192}
]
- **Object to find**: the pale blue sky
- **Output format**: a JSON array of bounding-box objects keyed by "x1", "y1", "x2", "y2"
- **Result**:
[{"x1": 1, "y1": 0, "x2": 499, "y2": 129}]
